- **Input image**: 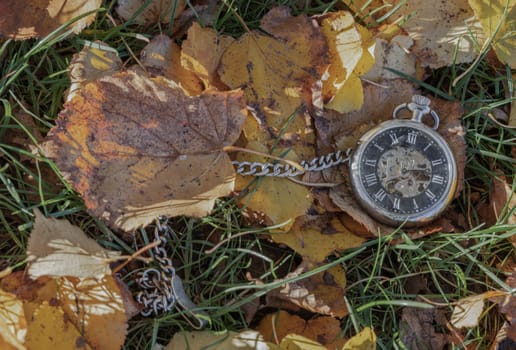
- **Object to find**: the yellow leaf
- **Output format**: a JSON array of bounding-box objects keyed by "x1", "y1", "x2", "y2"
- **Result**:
[
  {"x1": 468, "y1": 0, "x2": 516, "y2": 68},
  {"x1": 235, "y1": 141, "x2": 313, "y2": 232},
  {"x1": 27, "y1": 209, "x2": 121, "y2": 279},
  {"x1": 181, "y1": 22, "x2": 235, "y2": 90},
  {"x1": 0, "y1": 289, "x2": 27, "y2": 350},
  {"x1": 320, "y1": 11, "x2": 375, "y2": 113},
  {"x1": 343, "y1": 328, "x2": 376, "y2": 350},
  {"x1": 24, "y1": 302, "x2": 91, "y2": 350},
  {"x1": 58, "y1": 276, "x2": 130, "y2": 350},
  {"x1": 280, "y1": 334, "x2": 327, "y2": 350},
  {"x1": 270, "y1": 214, "x2": 366, "y2": 263},
  {"x1": 166, "y1": 330, "x2": 277, "y2": 350}
]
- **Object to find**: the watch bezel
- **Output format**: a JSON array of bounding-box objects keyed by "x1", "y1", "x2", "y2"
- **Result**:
[{"x1": 349, "y1": 119, "x2": 457, "y2": 227}]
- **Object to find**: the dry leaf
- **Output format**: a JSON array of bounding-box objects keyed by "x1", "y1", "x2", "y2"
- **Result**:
[
  {"x1": 468, "y1": 0, "x2": 516, "y2": 68},
  {"x1": 451, "y1": 294, "x2": 486, "y2": 328},
  {"x1": 256, "y1": 310, "x2": 345, "y2": 349},
  {"x1": 478, "y1": 175, "x2": 516, "y2": 228},
  {"x1": 116, "y1": 0, "x2": 186, "y2": 25},
  {"x1": 399, "y1": 305, "x2": 450, "y2": 349},
  {"x1": 386, "y1": 0, "x2": 486, "y2": 68},
  {"x1": 0, "y1": 0, "x2": 102, "y2": 39},
  {"x1": 269, "y1": 213, "x2": 366, "y2": 263},
  {"x1": 279, "y1": 335, "x2": 327, "y2": 350},
  {"x1": 490, "y1": 268, "x2": 516, "y2": 341},
  {"x1": 58, "y1": 276, "x2": 131, "y2": 350},
  {"x1": 319, "y1": 11, "x2": 376, "y2": 113},
  {"x1": 166, "y1": 330, "x2": 275, "y2": 350},
  {"x1": 342, "y1": 327, "x2": 376, "y2": 350},
  {"x1": 140, "y1": 34, "x2": 204, "y2": 95},
  {"x1": 0, "y1": 289, "x2": 27, "y2": 350},
  {"x1": 43, "y1": 70, "x2": 247, "y2": 230},
  {"x1": 235, "y1": 141, "x2": 313, "y2": 232},
  {"x1": 511, "y1": 74, "x2": 516, "y2": 127},
  {"x1": 339, "y1": 0, "x2": 393, "y2": 26},
  {"x1": 270, "y1": 261, "x2": 348, "y2": 318},
  {"x1": 181, "y1": 22, "x2": 235, "y2": 90},
  {"x1": 24, "y1": 302, "x2": 91, "y2": 350},
  {"x1": 68, "y1": 41, "x2": 122, "y2": 102},
  {"x1": 27, "y1": 209, "x2": 120, "y2": 279},
  {"x1": 363, "y1": 35, "x2": 417, "y2": 81},
  {"x1": 219, "y1": 6, "x2": 328, "y2": 139}
]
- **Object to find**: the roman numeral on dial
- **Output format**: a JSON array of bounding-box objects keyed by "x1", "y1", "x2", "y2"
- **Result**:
[
  {"x1": 393, "y1": 197, "x2": 400, "y2": 210},
  {"x1": 374, "y1": 188, "x2": 387, "y2": 201},
  {"x1": 407, "y1": 132, "x2": 418, "y2": 144},
  {"x1": 431, "y1": 175, "x2": 444, "y2": 184},
  {"x1": 364, "y1": 173, "x2": 377, "y2": 187}
]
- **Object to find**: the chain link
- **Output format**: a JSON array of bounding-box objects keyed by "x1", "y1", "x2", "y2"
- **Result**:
[
  {"x1": 232, "y1": 149, "x2": 352, "y2": 177},
  {"x1": 136, "y1": 217, "x2": 177, "y2": 317}
]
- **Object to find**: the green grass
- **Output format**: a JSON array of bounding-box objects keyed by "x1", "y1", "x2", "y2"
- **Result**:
[{"x1": 1, "y1": 0, "x2": 515, "y2": 349}]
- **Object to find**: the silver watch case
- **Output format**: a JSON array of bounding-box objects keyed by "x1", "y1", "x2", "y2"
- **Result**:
[{"x1": 349, "y1": 119, "x2": 457, "y2": 227}]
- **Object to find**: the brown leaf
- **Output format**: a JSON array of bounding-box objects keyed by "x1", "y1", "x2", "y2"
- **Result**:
[
  {"x1": 269, "y1": 213, "x2": 366, "y2": 263},
  {"x1": 43, "y1": 70, "x2": 247, "y2": 230},
  {"x1": 478, "y1": 175, "x2": 516, "y2": 229},
  {"x1": 400, "y1": 306, "x2": 449, "y2": 350},
  {"x1": 140, "y1": 34, "x2": 204, "y2": 95},
  {"x1": 256, "y1": 310, "x2": 345, "y2": 349},
  {"x1": 0, "y1": 0, "x2": 102, "y2": 40},
  {"x1": 115, "y1": 0, "x2": 186, "y2": 25},
  {"x1": 269, "y1": 261, "x2": 348, "y2": 318},
  {"x1": 385, "y1": 0, "x2": 486, "y2": 68}
]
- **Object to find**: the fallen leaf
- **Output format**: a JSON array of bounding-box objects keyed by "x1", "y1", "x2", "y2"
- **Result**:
[
  {"x1": 511, "y1": 74, "x2": 516, "y2": 127},
  {"x1": 68, "y1": 41, "x2": 122, "y2": 102},
  {"x1": 269, "y1": 261, "x2": 348, "y2": 318},
  {"x1": 166, "y1": 330, "x2": 275, "y2": 350},
  {"x1": 451, "y1": 294, "x2": 486, "y2": 329},
  {"x1": 43, "y1": 70, "x2": 247, "y2": 230},
  {"x1": 58, "y1": 276, "x2": 131, "y2": 350},
  {"x1": 269, "y1": 213, "x2": 366, "y2": 263},
  {"x1": 256, "y1": 310, "x2": 345, "y2": 349},
  {"x1": 338, "y1": 0, "x2": 393, "y2": 26},
  {"x1": 181, "y1": 22, "x2": 235, "y2": 90},
  {"x1": 490, "y1": 268, "x2": 516, "y2": 341},
  {"x1": 386, "y1": 0, "x2": 486, "y2": 68},
  {"x1": 235, "y1": 141, "x2": 313, "y2": 232},
  {"x1": 342, "y1": 327, "x2": 376, "y2": 350},
  {"x1": 27, "y1": 209, "x2": 120, "y2": 279},
  {"x1": 280, "y1": 334, "x2": 327, "y2": 350},
  {"x1": 116, "y1": 0, "x2": 186, "y2": 25},
  {"x1": 478, "y1": 175, "x2": 516, "y2": 228},
  {"x1": 318, "y1": 11, "x2": 376, "y2": 113},
  {"x1": 468, "y1": 0, "x2": 516, "y2": 68},
  {"x1": 400, "y1": 307, "x2": 449, "y2": 350},
  {"x1": 0, "y1": 289, "x2": 27, "y2": 350},
  {"x1": 140, "y1": 34, "x2": 204, "y2": 95},
  {"x1": 0, "y1": 0, "x2": 102, "y2": 39},
  {"x1": 363, "y1": 35, "x2": 417, "y2": 81},
  {"x1": 219, "y1": 6, "x2": 328, "y2": 139},
  {"x1": 24, "y1": 302, "x2": 91, "y2": 350}
]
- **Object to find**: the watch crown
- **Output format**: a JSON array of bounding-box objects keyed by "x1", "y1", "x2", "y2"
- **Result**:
[{"x1": 412, "y1": 95, "x2": 431, "y2": 107}]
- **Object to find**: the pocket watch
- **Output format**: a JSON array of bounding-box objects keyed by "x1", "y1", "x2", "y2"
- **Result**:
[
  {"x1": 232, "y1": 95, "x2": 458, "y2": 227},
  {"x1": 349, "y1": 95, "x2": 457, "y2": 226}
]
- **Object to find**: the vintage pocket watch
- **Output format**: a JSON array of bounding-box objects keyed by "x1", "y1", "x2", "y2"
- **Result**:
[{"x1": 349, "y1": 95, "x2": 457, "y2": 226}]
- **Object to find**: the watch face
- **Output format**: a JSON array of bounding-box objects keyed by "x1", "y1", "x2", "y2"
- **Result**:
[{"x1": 350, "y1": 120, "x2": 457, "y2": 226}]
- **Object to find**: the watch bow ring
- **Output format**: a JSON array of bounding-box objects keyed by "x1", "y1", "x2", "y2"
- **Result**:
[{"x1": 349, "y1": 95, "x2": 457, "y2": 226}]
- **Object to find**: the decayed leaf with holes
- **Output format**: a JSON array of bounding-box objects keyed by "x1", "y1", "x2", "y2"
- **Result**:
[
  {"x1": 343, "y1": 328, "x2": 376, "y2": 350},
  {"x1": 0, "y1": 0, "x2": 101, "y2": 39},
  {"x1": 43, "y1": 70, "x2": 246, "y2": 230},
  {"x1": 181, "y1": 22, "x2": 235, "y2": 90},
  {"x1": 140, "y1": 34, "x2": 204, "y2": 95},
  {"x1": 468, "y1": 0, "x2": 516, "y2": 69},
  {"x1": 235, "y1": 141, "x2": 313, "y2": 232},
  {"x1": 384, "y1": 0, "x2": 486, "y2": 68},
  {"x1": 318, "y1": 11, "x2": 375, "y2": 113},
  {"x1": 26, "y1": 209, "x2": 121, "y2": 279},
  {"x1": 0, "y1": 289, "x2": 27, "y2": 350},
  {"x1": 219, "y1": 6, "x2": 328, "y2": 140},
  {"x1": 166, "y1": 330, "x2": 275, "y2": 350},
  {"x1": 67, "y1": 41, "x2": 122, "y2": 102},
  {"x1": 58, "y1": 276, "x2": 133, "y2": 350},
  {"x1": 256, "y1": 310, "x2": 345, "y2": 349},
  {"x1": 269, "y1": 261, "x2": 348, "y2": 318},
  {"x1": 116, "y1": 0, "x2": 186, "y2": 25},
  {"x1": 269, "y1": 214, "x2": 366, "y2": 263}
]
